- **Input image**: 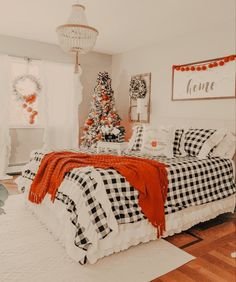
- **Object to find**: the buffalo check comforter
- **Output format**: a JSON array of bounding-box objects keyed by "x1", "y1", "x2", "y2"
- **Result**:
[{"x1": 18, "y1": 149, "x2": 236, "y2": 264}]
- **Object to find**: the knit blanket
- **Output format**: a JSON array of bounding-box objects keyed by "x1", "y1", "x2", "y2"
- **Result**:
[{"x1": 29, "y1": 151, "x2": 168, "y2": 236}]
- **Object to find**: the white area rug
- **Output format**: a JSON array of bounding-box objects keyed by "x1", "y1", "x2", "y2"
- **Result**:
[{"x1": 0, "y1": 195, "x2": 194, "y2": 282}]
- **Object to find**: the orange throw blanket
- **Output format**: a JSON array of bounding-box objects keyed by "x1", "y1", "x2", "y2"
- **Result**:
[{"x1": 29, "y1": 152, "x2": 168, "y2": 236}]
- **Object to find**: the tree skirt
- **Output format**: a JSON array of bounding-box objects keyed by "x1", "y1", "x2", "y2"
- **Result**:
[{"x1": 0, "y1": 195, "x2": 194, "y2": 282}]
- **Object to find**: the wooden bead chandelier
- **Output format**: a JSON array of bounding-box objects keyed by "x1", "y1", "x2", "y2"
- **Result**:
[{"x1": 56, "y1": 3, "x2": 98, "y2": 73}]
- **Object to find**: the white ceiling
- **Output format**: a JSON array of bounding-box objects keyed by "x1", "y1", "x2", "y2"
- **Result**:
[{"x1": 0, "y1": 0, "x2": 235, "y2": 55}]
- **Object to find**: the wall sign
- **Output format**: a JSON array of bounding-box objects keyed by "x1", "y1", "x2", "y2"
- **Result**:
[{"x1": 172, "y1": 55, "x2": 236, "y2": 101}]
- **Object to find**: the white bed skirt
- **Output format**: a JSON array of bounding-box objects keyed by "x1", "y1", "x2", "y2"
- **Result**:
[{"x1": 25, "y1": 194, "x2": 235, "y2": 264}]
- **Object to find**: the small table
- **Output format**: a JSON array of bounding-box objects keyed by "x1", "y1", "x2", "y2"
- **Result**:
[{"x1": 97, "y1": 141, "x2": 128, "y2": 155}]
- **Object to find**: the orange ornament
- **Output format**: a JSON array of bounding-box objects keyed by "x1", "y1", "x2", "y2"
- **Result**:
[
  {"x1": 208, "y1": 63, "x2": 213, "y2": 68},
  {"x1": 202, "y1": 65, "x2": 207, "y2": 70},
  {"x1": 196, "y1": 66, "x2": 201, "y2": 71},
  {"x1": 219, "y1": 61, "x2": 224, "y2": 66},
  {"x1": 224, "y1": 57, "x2": 229, "y2": 63},
  {"x1": 102, "y1": 95, "x2": 109, "y2": 101},
  {"x1": 229, "y1": 55, "x2": 235, "y2": 61},
  {"x1": 86, "y1": 119, "x2": 93, "y2": 126},
  {"x1": 213, "y1": 62, "x2": 218, "y2": 67},
  {"x1": 22, "y1": 103, "x2": 27, "y2": 108},
  {"x1": 190, "y1": 66, "x2": 195, "y2": 71},
  {"x1": 180, "y1": 67, "x2": 185, "y2": 71},
  {"x1": 27, "y1": 107, "x2": 32, "y2": 112},
  {"x1": 185, "y1": 67, "x2": 190, "y2": 71}
]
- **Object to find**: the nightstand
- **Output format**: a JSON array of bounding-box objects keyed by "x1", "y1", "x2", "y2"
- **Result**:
[{"x1": 97, "y1": 141, "x2": 128, "y2": 155}]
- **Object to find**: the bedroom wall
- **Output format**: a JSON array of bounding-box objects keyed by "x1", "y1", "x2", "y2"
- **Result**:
[
  {"x1": 111, "y1": 23, "x2": 236, "y2": 135},
  {"x1": 0, "y1": 34, "x2": 112, "y2": 165}
]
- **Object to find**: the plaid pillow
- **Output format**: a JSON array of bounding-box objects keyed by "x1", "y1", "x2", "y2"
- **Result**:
[
  {"x1": 184, "y1": 129, "x2": 216, "y2": 157},
  {"x1": 173, "y1": 129, "x2": 184, "y2": 157},
  {"x1": 129, "y1": 125, "x2": 144, "y2": 151}
]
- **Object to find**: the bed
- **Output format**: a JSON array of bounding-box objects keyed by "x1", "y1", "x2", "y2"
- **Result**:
[{"x1": 17, "y1": 145, "x2": 236, "y2": 264}]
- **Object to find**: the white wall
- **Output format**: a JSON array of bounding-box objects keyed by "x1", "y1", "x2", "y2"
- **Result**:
[
  {"x1": 112, "y1": 24, "x2": 236, "y2": 129},
  {"x1": 0, "y1": 35, "x2": 112, "y2": 164}
]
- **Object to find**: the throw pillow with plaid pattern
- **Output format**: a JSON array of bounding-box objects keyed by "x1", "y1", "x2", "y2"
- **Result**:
[{"x1": 184, "y1": 128, "x2": 216, "y2": 157}]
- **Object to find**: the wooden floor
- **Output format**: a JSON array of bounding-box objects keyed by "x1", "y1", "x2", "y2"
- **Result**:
[{"x1": 1, "y1": 177, "x2": 236, "y2": 282}]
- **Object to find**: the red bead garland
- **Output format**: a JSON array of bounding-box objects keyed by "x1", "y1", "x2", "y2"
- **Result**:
[{"x1": 173, "y1": 55, "x2": 235, "y2": 72}]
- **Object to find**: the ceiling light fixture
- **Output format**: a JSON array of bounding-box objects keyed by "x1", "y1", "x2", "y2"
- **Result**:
[{"x1": 56, "y1": 2, "x2": 99, "y2": 73}]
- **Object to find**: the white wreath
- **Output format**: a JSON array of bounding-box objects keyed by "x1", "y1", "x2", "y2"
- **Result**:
[{"x1": 12, "y1": 74, "x2": 42, "y2": 102}]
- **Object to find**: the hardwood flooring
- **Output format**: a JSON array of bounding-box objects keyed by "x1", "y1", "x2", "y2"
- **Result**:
[
  {"x1": 1, "y1": 177, "x2": 236, "y2": 281},
  {"x1": 154, "y1": 213, "x2": 236, "y2": 281}
]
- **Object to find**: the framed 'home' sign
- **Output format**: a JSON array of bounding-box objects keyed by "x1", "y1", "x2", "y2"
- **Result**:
[{"x1": 172, "y1": 55, "x2": 236, "y2": 101}]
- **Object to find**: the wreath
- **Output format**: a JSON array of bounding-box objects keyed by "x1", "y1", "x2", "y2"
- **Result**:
[
  {"x1": 129, "y1": 78, "x2": 147, "y2": 100},
  {"x1": 12, "y1": 74, "x2": 42, "y2": 125}
]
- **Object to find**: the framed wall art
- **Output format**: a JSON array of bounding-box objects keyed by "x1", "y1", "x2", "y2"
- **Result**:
[
  {"x1": 129, "y1": 72, "x2": 151, "y2": 123},
  {"x1": 172, "y1": 55, "x2": 236, "y2": 101}
]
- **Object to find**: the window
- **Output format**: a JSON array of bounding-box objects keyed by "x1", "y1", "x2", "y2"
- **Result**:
[{"x1": 9, "y1": 57, "x2": 44, "y2": 128}]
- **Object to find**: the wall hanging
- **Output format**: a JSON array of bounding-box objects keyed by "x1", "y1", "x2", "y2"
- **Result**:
[
  {"x1": 172, "y1": 55, "x2": 236, "y2": 101},
  {"x1": 12, "y1": 73, "x2": 41, "y2": 125},
  {"x1": 129, "y1": 72, "x2": 151, "y2": 123}
]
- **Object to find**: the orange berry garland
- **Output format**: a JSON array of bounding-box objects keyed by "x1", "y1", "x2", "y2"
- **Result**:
[{"x1": 173, "y1": 55, "x2": 235, "y2": 72}]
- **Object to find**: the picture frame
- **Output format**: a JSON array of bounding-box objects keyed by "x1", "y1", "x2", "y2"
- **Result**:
[
  {"x1": 129, "y1": 72, "x2": 151, "y2": 123},
  {"x1": 172, "y1": 55, "x2": 236, "y2": 101}
]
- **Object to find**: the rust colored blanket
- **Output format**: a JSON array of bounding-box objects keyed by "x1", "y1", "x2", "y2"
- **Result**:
[{"x1": 29, "y1": 152, "x2": 168, "y2": 236}]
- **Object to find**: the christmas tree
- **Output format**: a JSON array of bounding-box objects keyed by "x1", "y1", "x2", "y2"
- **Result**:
[{"x1": 81, "y1": 72, "x2": 125, "y2": 148}]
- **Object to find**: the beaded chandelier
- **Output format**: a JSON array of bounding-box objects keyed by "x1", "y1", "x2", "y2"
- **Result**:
[{"x1": 56, "y1": 3, "x2": 98, "y2": 73}]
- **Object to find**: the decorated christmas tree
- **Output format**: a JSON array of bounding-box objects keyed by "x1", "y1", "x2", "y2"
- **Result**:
[{"x1": 81, "y1": 72, "x2": 125, "y2": 148}]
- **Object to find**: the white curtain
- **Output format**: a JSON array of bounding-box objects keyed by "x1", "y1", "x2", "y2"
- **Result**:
[
  {"x1": 42, "y1": 61, "x2": 82, "y2": 150},
  {"x1": 0, "y1": 54, "x2": 11, "y2": 179}
]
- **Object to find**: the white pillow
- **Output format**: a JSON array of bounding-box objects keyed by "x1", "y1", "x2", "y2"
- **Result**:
[
  {"x1": 141, "y1": 126, "x2": 175, "y2": 158},
  {"x1": 211, "y1": 132, "x2": 236, "y2": 159}
]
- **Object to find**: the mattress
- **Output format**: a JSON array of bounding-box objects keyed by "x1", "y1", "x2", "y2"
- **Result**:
[{"x1": 17, "y1": 150, "x2": 236, "y2": 264}]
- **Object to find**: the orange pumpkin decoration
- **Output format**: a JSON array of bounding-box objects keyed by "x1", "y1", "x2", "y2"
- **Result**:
[{"x1": 151, "y1": 140, "x2": 157, "y2": 148}]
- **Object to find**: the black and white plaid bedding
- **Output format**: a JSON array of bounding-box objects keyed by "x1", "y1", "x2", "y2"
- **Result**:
[{"x1": 19, "y1": 149, "x2": 235, "y2": 264}]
